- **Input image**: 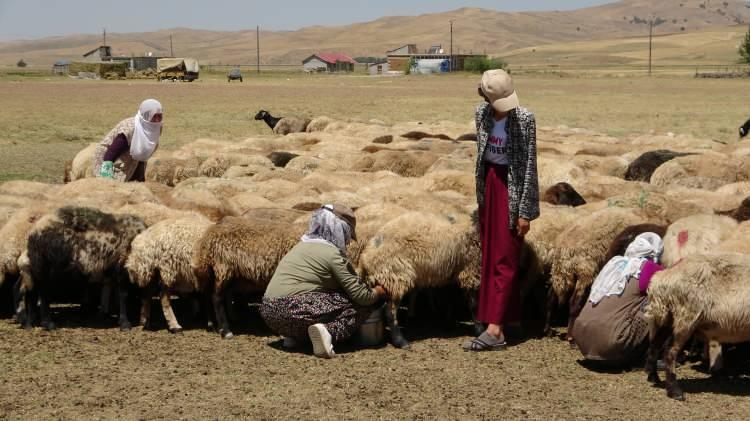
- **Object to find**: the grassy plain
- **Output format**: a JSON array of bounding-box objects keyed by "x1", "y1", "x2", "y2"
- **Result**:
[{"x1": 1, "y1": 70, "x2": 749, "y2": 182}]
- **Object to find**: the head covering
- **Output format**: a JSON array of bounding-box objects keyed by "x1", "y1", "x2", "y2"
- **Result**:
[
  {"x1": 130, "y1": 99, "x2": 163, "y2": 162},
  {"x1": 301, "y1": 204, "x2": 356, "y2": 254},
  {"x1": 480, "y1": 69, "x2": 519, "y2": 113},
  {"x1": 588, "y1": 232, "x2": 664, "y2": 305}
]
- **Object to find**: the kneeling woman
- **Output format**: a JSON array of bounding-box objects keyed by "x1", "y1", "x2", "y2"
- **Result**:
[
  {"x1": 261, "y1": 204, "x2": 386, "y2": 358},
  {"x1": 92, "y1": 99, "x2": 163, "y2": 182},
  {"x1": 573, "y1": 232, "x2": 664, "y2": 366}
]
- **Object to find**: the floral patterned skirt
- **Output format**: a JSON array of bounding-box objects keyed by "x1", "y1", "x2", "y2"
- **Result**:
[{"x1": 260, "y1": 291, "x2": 371, "y2": 343}]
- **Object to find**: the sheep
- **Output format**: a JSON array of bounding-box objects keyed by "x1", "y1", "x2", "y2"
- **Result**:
[
  {"x1": 650, "y1": 153, "x2": 750, "y2": 191},
  {"x1": 125, "y1": 216, "x2": 212, "y2": 333},
  {"x1": 266, "y1": 152, "x2": 299, "y2": 168},
  {"x1": 644, "y1": 253, "x2": 750, "y2": 401},
  {"x1": 48, "y1": 178, "x2": 160, "y2": 208},
  {"x1": 0, "y1": 204, "x2": 57, "y2": 292},
  {"x1": 254, "y1": 110, "x2": 310, "y2": 135},
  {"x1": 116, "y1": 202, "x2": 201, "y2": 227},
  {"x1": 350, "y1": 150, "x2": 439, "y2": 177},
  {"x1": 543, "y1": 183, "x2": 586, "y2": 207},
  {"x1": 372, "y1": 135, "x2": 394, "y2": 144},
  {"x1": 192, "y1": 216, "x2": 306, "y2": 339},
  {"x1": 660, "y1": 214, "x2": 738, "y2": 267},
  {"x1": 65, "y1": 143, "x2": 98, "y2": 182},
  {"x1": 547, "y1": 207, "x2": 648, "y2": 339},
  {"x1": 739, "y1": 117, "x2": 750, "y2": 138},
  {"x1": 717, "y1": 220, "x2": 750, "y2": 254},
  {"x1": 24, "y1": 206, "x2": 146, "y2": 330},
  {"x1": 717, "y1": 197, "x2": 750, "y2": 222},
  {"x1": 145, "y1": 156, "x2": 203, "y2": 187},
  {"x1": 0, "y1": 180, "x2": 55, "y2": 200},
  {"x1": 305, "y1": 116, "x2": 334, "y2": 133},
  {"x1": 357, "y1": 212, "x2": 480, "y2": 348},
  {"x1": 623, "y1": 150, "x2": 693, "y2": 182}
]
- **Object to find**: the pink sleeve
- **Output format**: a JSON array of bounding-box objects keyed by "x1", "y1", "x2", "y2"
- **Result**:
[{"x1": 639, "y1": 261, "x2": 664, "y2": 294}]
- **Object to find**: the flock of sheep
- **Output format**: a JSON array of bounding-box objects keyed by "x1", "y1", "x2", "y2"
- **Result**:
[{"x1": 1, "y1": 112, "x2": 749, "y2": 400}]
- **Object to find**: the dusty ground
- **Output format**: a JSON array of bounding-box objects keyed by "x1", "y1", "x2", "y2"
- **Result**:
[{"x1": 1, "y1": 305, "x2": 749, "y2": 420}]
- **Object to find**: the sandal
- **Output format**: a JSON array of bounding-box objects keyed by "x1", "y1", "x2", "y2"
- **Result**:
[{"x1": 462, "y1": 332, "x2": 507, "y2": 352}]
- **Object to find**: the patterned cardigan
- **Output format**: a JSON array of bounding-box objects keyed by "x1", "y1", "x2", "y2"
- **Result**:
[{"x1": 475, "y1": 102, "x2": 540, "y2": 229}]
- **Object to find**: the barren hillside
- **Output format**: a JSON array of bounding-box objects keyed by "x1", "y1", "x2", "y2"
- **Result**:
[{"x1": 1, "y1": 0, "x2": 749, "y2": 65}]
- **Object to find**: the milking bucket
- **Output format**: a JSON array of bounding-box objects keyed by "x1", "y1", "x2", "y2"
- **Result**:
[{"x1": 357, "y1": 305, "x2": 384, "y2": 347}]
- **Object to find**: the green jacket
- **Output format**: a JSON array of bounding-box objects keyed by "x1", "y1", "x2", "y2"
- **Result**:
[{"x1": 264, "y1": 242, "x2": 378, "y2": 307}]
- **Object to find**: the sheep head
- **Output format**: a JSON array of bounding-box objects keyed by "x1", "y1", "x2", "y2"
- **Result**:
[
  {"x1": 254, "y1": 110, "x2": 269, "y2": 120},
  {"x1": 740, "y1": 118, "x2": 750, "y2": 138}
]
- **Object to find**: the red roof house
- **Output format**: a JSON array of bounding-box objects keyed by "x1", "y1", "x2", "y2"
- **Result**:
[{"x1": 302, "y1": 52, "x2": 357, "y2": 72}]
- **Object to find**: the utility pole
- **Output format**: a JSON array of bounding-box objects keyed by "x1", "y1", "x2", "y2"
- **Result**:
[
  {"x1": 103, "y1": 28, "x2": 106, "y2": 46},
  {"x1": 449, "y1": 20, "x2": 454, "y2": 72},
  {"x1": 256, "y1": 25, "x2": 261, "y2": 74},
  {"x1": 169, "y1": 34, "x2": 174, "y2": 57},
  {"x1": 648, "y1": 19, "x2": 653, "y2": 76}
]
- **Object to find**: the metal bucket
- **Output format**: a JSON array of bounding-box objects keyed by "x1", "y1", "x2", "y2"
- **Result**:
[{"x1": 356, "y1": 306, "x2": 384, "y2": 347}]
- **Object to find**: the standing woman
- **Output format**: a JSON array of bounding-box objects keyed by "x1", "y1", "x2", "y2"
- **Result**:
[
  {"x1": 464, "y1": 69, "x2": 539, "y2": 351},
  {"x1": 92, "y1": 99, "x2": 163, "y2": 182}
]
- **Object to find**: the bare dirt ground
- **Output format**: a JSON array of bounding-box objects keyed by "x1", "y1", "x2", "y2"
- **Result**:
[{"x1": 1, "y1": 304, "x2": 749, "y2": 420}]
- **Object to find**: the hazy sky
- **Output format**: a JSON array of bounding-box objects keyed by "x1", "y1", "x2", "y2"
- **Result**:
[{"x1": 0, "y1": 0, "x2": 614, "y2": 40}]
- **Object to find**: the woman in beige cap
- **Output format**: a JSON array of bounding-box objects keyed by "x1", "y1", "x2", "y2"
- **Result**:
[
  {"x1": 261, "y1": 204, "x2": 387, "y2": 358},
  {"x1": 464, "y1": 69, "x2": 539, "y2": 351}
]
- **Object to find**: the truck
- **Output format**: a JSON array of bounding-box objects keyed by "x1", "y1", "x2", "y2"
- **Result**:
[{"x1": 156, "y1": 58, "x2": 200, "y2": 82}]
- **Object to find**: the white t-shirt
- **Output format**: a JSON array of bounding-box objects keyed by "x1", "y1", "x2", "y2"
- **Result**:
[{"x1": 483, "y1": 117, "x2": 509, "y2": 165}]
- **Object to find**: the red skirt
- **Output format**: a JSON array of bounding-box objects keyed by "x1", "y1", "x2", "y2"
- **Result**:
[{"x1": 477, "y1": 164, "x2": 523, "y2": 325}]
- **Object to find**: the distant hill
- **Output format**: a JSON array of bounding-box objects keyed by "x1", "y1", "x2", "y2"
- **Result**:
[{"x1": 2, "y1": 0, "x2": 750, "y2": 65}]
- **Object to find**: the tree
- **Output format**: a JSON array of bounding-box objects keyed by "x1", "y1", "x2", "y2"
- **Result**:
[
  {"x1": 739, "y1": 25, "x2": 750, "y2": 64},
  {"x1": 464, "y1": 57, "x2": 507, "y2": 73},
  {"x1": 16, "y1": 59, "x2": 27, "y2": 68}
]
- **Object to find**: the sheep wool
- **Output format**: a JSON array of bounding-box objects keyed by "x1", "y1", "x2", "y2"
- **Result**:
[{"x1": 660, "y1": 214, "x2": 738, "y2": 267}]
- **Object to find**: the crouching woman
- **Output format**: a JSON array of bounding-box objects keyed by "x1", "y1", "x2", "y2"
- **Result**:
[
  {"x1": 92, "y1": 99, "x2": 163, "y2": 182},
  {"x1": 572, "y1": 232, "x2": 665, "y2": 366},
  {"x1": 261, "y1": 204, "x2": 387, "y2": 358}
]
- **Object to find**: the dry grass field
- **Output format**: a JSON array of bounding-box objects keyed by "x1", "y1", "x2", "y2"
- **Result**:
[
  {"x1": 1, "y1": 70, "x2": 750, "y2": 420},
  {"x1": 1, "y1": 71, "x2": 748, "y2": 182}
]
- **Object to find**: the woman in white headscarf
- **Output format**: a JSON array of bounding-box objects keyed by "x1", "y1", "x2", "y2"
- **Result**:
[
  {"x1": 261, "y1": 204, "x2": 387, "y2": 359},
  {"x1": 572, "y1": 232, "x2": 665, "y2": 366},
  {"x1": 92, "y1": 99, "x2": 163, "y2": 182}
]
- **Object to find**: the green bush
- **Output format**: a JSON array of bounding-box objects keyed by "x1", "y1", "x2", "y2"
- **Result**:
[
  {"x1": 16, "y1": 59, "x2": 27, "y2": 68},
  {"x1": 464, "y1": 57, "x2": 507, "y2": 73}
]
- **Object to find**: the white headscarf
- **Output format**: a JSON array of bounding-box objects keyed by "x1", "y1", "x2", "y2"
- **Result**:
[
  {"x1": 301, "y1": 205, "x2": 353, "y2": 255},
  {"x1": 130, "y1": 99, "x2": 163, "y2": 162},
  {"x1": 588, "y1": 232, "x2": 664, "y2": 305}
]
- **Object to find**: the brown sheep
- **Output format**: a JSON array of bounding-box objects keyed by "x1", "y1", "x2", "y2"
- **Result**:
[
  {"x1": 543, "y1": 183, "x2": 586, "y2": 207},
  {"x1": 24, "y1": 206, "x2": 146, "y2": 330},
  {"x1": 192, "y1": 216, "x2": 306, "y2": 339},
  {"x1": 624, "y1": 150, "x2": 693, "y2": 182}
]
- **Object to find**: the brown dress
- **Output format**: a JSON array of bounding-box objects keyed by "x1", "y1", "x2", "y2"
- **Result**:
[{"x1": 572, "y1": 276, "x2": 649, "y2": 364}]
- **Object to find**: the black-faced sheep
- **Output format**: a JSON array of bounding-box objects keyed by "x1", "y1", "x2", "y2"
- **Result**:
[
  {"x1": 266, "y1": 151, "x2": 300, "y2": 168},
  {"x1": 125, "y1": 216, "x2": 212, "y2": 333},
  {"x1": 645, "y1": 253, "x2": 750, "y2": 401},
  {"x1": 623, "y1": 150, "x2": 693, "y2": 182},
  {"x1": 192, "y1": 216, "x2": 306, "y2": 339},
  {"x1": 717, "y1": 197, "x2": 750, "y2": 222},
  {"x1": 739, "y1": 118, "x2": 750, "y2": 138},
  {"x1": 542, "y1": 182, "x2": 586, "y2": 207},
  {"x1": 24, "y1": 206, "x2": 146, "y2": 330},
  {"x1": 357, "y1": 212, "x2": 480, "y2": 349},
  {"x1": 254, "y1": 110, "x2": 310, "y2": 135}
]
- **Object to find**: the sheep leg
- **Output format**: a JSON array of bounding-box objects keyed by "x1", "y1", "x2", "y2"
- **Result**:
[
  {"x1": 213, "y1": 286, "x2": 233, "y2": 339},
  {"x1": 407, "y1": 291, "x2": 418, "y2": 320},
  {"x1": 543, "y1": 288, "x2": 558, "y2": 337},
  {"x1": 139, "y1": 282, "x2": 157, "y2": 330},
  {"x1": 159, "y1": 287, "x2": 182, "y2": 334},
  {"x1": 117, "y1": 277, "x2": 132, "y2": 331},
  {"x1": 12, "y1": 276, "x2": 24, "y2": 325},
  {"x1": 664, "y1": 330, "x2": 691, "y2": 401},
  {"x1": 384, "y1": 297, "x2": 409, "y2": 349},
  {"x1": 465, "y1": 288, "x2": 485, "y2": 337},
  {"x1": 38, "y1": 288, "x2": 55, "y2": 331},
  {"x1": 646, "y1": 324, "x2": 672, "y2": 385},
  {"x1": 708, "y1": 340, "x2": 724, "y2": 374},
  {"x1": 99, "y1": 280, "x2": 112, "y2": 316},
  {"x1": 204, "y1": 292, "x2": 217, "y2": 332}
]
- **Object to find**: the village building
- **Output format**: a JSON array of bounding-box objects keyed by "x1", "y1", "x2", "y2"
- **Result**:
[
  {"x1": 386, "y1": 44, "x2": 486, "y2": 72},
  {"x1": 302, "y1": 53, "x2": 357, "y2": 73}
]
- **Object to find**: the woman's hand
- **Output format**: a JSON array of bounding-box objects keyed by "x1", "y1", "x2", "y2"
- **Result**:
[{"x1": 516, "y1": 218, "x2": 530, "y2": 237}]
